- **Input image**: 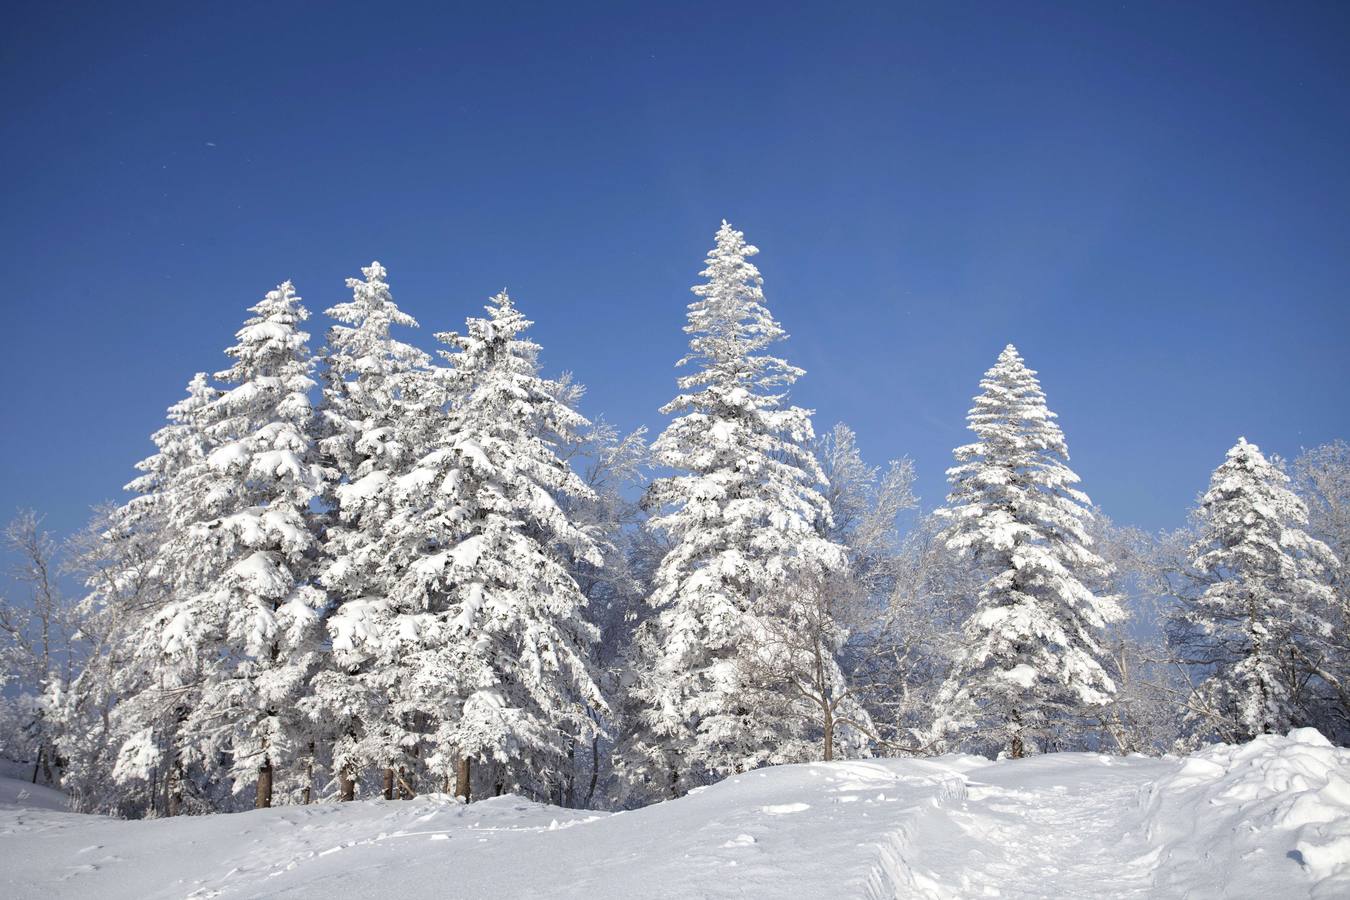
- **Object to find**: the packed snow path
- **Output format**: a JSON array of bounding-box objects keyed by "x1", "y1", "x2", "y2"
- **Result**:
[
  {"x1": 2, "y1": 731, "x2": 1348, "y2": 899},
  {"x1": 896, "y1": 754, "x2": 1171, "y2": 897}
]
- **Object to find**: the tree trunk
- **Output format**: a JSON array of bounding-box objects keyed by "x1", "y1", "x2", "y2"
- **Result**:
[
  {"x1": 583, "y1": 738, "x2": 599, "y2": 808},
  {"x1": 382, "y1": 767, "x2": 395, "y2": 800},
  {"x1": 256, "y1": 760, "x2": 273, "y2": 809},
  {"x1": 398, "y1": 769, "x2": 416, "y2": 800},
  {"x1": 167, "y1": 761, "x2": 183, "y2": 817},
  {"x1": 400, "y1": 743, "x2": 419, "y2": 799},
  {"x1": 1008, "y1": 708, "x2": 1026, "y2": 759},
  {"x1": 563, "y1": 740, "x2": 575, "y2": 808},
  {"x1": 338, "y1": 766, "x2": 355, "y2": 802},
  {"x1": 823, "y1": 702, "x2": 834, "y2": 761},
  {"x1": 302, "y1": 742, "x2": 315, "y2": 805},
  {"x1": 455, "y1": 756, "x2": 471, "y2": 803}
]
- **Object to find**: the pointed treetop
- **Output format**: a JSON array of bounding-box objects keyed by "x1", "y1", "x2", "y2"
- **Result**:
[
  {"x1": 216, "y1": 281, "x2": 311, "y2": 385},
  {"x1": 1219, "y1": 437, "x2": 1274, "y2": 474},
  {"x1": 991, "y1": 343, "x2": 1031, "y2": 371},
  {"x1": 712, "y1": 219, "x2": 758, "y2": 258},
  {"x1": 326, "y1": 260, "x2": 420, "y2": 335}
]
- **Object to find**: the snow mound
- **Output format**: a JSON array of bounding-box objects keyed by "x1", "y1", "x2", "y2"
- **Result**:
[{"x1": 1146, "y1": 728, "x2": 1350, "y2": 898}]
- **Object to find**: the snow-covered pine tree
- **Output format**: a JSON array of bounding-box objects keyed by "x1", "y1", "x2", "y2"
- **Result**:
[
  {"x1": 931, "y1": 344, "x2": 1121, "y2": 758},
  {"x1": 375, "y1": 291, "x2": 606, "y2": 802},
  {"x1": 619, "y1": 221, "x2": 851, "y2": 799},
  {"x1": 311, "y1": 262, "x2": 434, "y2": 800},
  {"x1": 93, "y1": 373, "x2": 221, "y2": 815},
  {"x1": 1176, "y1": 437, "x2": 1338, "y2": 741},
  {"x1": 151, "y1": 282, "x2": 327, "y2": 808}
]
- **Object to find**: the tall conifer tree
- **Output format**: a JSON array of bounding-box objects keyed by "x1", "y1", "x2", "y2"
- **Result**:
[
  {"x1": 931, "y1": 345, "x2": 1121, "y2": 757},
  {"x1": 1177, "y1": 438, "x2": 1337, "y2": 740},
  {"x1": 620, "y1": 222, "x2": 849, "y2": 798}
]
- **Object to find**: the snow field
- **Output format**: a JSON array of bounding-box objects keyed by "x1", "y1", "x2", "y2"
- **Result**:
[{"x1": 2, "y1": 732, "x2": 1348, "y2": 899}]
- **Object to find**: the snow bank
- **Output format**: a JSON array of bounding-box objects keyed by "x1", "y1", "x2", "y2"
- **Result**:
[{"x1": 1146, "y1": 728, "x2": 1350, "y2": 898}]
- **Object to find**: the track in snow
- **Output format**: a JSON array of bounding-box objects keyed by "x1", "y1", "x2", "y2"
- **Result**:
[{"x1": 895, "y1": 754, "x2": 1173, "y2": 898}]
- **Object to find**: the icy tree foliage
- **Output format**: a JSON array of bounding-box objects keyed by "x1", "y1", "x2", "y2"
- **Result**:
[
  {"x1": 1292, "y1": 441, "x2": 1350, "y2": 739},
  {"x1": 931, "y1": 344, "x2": 1122, "y2": 758},
  {"x1": 814, "y1": 422, "x2": 916, "y2": 598},
  {"x1": 620, "y1": 222, "x2": 852, "y2": 797},
  {"x1": 1175, "y1": 438, "x2": 1338, "y2": 741},
  {"x1": 346, "y1": 291, "x2": 607, "y2": 799},
  {"x1": 0, "y1": 513, "x2": 78, "y2": 791},
  {"x1": 809, "y1": 423, "x2": 925, "y2": 751},
  {"x1": 548, "y1": 377, "x2": 651, "y2": 805}
]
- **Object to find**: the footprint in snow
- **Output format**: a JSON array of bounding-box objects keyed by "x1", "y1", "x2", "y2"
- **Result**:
[
  {"x1": 722, "y1": 834, "x2": 757, "y2": 848},
  {"x1": 760, "y1": 803, "x2": 810, "y2": 815}
]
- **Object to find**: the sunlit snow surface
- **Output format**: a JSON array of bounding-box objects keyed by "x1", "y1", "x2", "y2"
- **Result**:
[{"x1": 2, "y1": 731, "x2": 1347, "y2": 898}]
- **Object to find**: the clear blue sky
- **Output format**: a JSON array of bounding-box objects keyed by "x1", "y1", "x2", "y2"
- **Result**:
[{"x1": 2, "y1": 1, "x2": 1347, "y2": 547}]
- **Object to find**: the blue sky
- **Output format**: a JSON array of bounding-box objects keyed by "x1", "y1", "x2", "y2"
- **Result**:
[{"x1": 1, "y1": 1, "x2": 1347, "y2": 548}]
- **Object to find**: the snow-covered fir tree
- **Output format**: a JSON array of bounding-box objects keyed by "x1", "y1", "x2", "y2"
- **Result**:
[
  {"x1": 125, "y1": 282, "x2": 327, "y2": 808},
  {"x1": 90, "y1": 374, "x2": 221, "y2": 815},
  {"x1": 310, "y1": 262, "x2": 434, "y2": 800},
  {"x1": 1174, "y1": 438, "x2": 1338, "y2": 741},
  {"x1": 619, "y1": 221, "x2": 852, "y2": 799},
  {"x1": 931, "y1": 344, "x2": 1122, "y2": 758},
  {"x1": 345, "y1": 291, "x2": 606, "y2": 802}
]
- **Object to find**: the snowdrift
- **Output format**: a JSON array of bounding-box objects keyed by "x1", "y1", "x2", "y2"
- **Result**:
[
  {"x1": 1145, "y1": 728, "x2": 1350, "y2": 899},
  {"x1": 1, "y1": 732, "x2": 1347, "y2": 898}
]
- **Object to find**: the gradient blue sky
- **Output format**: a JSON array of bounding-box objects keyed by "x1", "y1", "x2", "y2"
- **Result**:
[{"x1": 2, "y1": 1, "x2": 1347, "y2": 548}]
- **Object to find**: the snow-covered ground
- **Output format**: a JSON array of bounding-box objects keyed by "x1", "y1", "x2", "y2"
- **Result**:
[{"x1": 2, "y1": 730, "x2": 1347, "y2": 899}]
